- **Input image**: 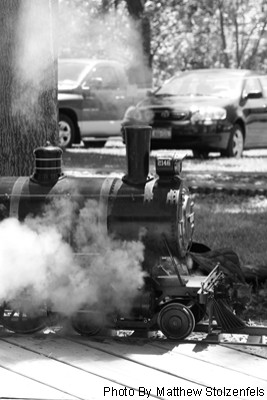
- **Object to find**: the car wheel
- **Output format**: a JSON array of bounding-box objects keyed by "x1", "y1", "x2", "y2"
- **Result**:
[
  {"x1": 58, "y1": 114, "x2": 76, "y2": 148},
  {"x1": 223, "y1": 124, "x2": 244, "y2": 158},
  {"x1": 192, "y1": 150, "x2": 209, "y2": 159}
]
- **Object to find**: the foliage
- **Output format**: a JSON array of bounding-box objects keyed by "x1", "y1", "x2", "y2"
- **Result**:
[
  {"x1": 59, "y1": 0, "x2": 267, "y2": 85},
  {"x1": 58, "y1": 0, "x2": 142, "y2": 66},
  {"x1": 243, "y1": 280, "x2": 267, "y2": 322},
  {"x1": 146, "y1": 0, "x2": 267, "y2": 83}
]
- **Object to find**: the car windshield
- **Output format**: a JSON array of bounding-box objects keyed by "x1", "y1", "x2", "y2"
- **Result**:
[
  {"x1": 156, "y1": 73, "x2": 243, "y2": 98},
  {"x1": 58, "y1": 62, "x2": 91, "y2": 85}
]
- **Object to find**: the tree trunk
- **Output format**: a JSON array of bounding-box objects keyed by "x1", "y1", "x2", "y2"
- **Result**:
[
  {"x1": 218, "y1": 0, "x2": 230, "y2": 68},
  {"x1": 0, "y1": 0, "x2": 58, "y2": 176},
  {"x1": 124, "y1": 0, "x2": 152, "y2": 86}
]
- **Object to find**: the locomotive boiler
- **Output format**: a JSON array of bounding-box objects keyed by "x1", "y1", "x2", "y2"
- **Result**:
[{"x1": 0, "y1": 126, "x2": 239, "y2": 339}]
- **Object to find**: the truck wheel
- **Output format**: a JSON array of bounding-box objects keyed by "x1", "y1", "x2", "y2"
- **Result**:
[
  {"x1": 58, "y1": 114, "x2": 76, "y2": 148},
  {"x1": 222, "y1": 124, "x2": 244, "y2": 158}
]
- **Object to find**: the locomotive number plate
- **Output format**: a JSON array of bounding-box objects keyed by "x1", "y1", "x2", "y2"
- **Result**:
[{"x1": 152, "y1": 128, "x2": 171, "y2": 139}]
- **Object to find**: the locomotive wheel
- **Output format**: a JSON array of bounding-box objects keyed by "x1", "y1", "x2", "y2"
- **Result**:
[
  {"x1": 0, "y1": 304, "x2": 47, "y2": 334},
  {"x1": 158, "y1": 303, "x2": 195, "y2": 340},
  {"x1": 71, "y1": 311, "x2": 104, "y2": 336}
]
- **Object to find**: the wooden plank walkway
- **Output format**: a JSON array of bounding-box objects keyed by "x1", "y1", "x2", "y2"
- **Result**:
[{"x1": 0, "y1": 330, "x2": 266, "y2": 400}]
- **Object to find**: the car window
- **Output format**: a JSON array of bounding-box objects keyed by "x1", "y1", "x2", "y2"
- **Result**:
[
  {"x1": 89, "y1": 66, "x2": 120, "y2": 89},
  {"x1": 58, "y1": 61, "x2": 92, "y2": 84},
  {"x1": 156, "y1": 74, "x2": 243, "y2": 98},
  {"x1": 243, "y1": 77, "x2": 262, "y2": 97}
]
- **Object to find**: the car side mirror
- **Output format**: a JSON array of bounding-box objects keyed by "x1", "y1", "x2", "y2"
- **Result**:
[
  {"x1": 89, "y1": 77, "x2": 103, "y2": 89},
  {"x1": 82, "y1": 77, "x2": 103, "y2": 91},
  {"x1": 243, "y1": 90, "x2": 262, "y2": 100}
]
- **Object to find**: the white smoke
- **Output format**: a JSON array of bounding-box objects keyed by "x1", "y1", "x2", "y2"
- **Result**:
[
  {"x1": 12, "y1": 0, "x2": 56, "y2": 122},
  {"x1": 0, "y1": 198, "x2": 145, "y2": 320},
  {"x1": 58, "y1": 1, "x2": 151, "y2": 87},
  {"x1": 58, "y1": 1, "x2": 141, "y2": 63}
]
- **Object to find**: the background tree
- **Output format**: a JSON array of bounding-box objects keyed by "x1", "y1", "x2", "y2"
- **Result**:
[
  {"x1": 58, "y1": 0, "x2": 267, "y2": 84},
  {"x1": 0, "y1": 0, "x2": 58, "y2": 176},
  {"x1": 123, "y1": 0, "x2": 152, "y2": 67},
  {"x1": 147, "y1": 0, "x2": 267, "y2": 82},
  {"x1": 58, "y1": 0, "x2": 152, "y2": 85}
]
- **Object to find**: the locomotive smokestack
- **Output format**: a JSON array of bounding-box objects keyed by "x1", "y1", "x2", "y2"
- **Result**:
[{"x1": 123, "y1": 125, "x2": 152, "y2": 185}]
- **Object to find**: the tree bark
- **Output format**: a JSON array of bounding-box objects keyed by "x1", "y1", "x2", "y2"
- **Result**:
[
  {"x1": 0, "y1": 0, "x2": 58, "y2": 176},
  {"x1": 218, "y1": 1, "x2": 230, "y2": 68},
  {"x1": 124, "y1": 0, "x2": 152, "y2": 86}
]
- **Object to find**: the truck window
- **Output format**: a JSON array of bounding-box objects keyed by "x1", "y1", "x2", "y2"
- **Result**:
[{"x1": 90, "y1": 66, "x2": 120, "y2": 90}]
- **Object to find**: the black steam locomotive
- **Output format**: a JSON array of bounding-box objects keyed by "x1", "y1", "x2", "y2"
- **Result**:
[{"x1": 0, "y1": 126, "x2": 242, "y2": 339}]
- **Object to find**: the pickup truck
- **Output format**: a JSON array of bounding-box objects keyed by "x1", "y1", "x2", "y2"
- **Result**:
[{"x1": 58, "y1": 58, "x2": 150, "y2": 148}]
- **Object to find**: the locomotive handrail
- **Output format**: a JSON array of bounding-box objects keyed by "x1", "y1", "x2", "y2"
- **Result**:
[{"x1": 198, "y1": 263, "x2": 224, "y2": 294}]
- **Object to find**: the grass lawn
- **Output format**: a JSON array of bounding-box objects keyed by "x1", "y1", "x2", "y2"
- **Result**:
[
  {"x1": 193, "y1": 193, "x2": 267, "y2": 270},
  {"x1": 193, "y1": 192, "x2": 267, "y2": 322}
]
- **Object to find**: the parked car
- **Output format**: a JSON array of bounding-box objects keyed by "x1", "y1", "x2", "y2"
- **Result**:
[
  {"x1": 122, "y1": 68, "x2": 267, "y2": 158},
  {"x1": 58, "y1": 58, "x2": 151, "y2": 148}
]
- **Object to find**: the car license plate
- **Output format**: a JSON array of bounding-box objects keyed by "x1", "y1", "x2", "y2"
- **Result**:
[{"x1": 152, "y1": 128, "x2": 171, "y2": 139}]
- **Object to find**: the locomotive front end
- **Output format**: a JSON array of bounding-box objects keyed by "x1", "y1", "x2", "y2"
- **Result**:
[
  {"x1": 0, "y1": 125, "x2": 215, "y2": 339},
  {"x1": 107, "y1": 125, "x2": 195, "y2": 267}
]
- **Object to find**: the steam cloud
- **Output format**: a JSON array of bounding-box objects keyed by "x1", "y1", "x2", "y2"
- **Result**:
[
  {"x1": 12, "y1": 0, "x2": 56, "y2": 123},
  {"x1": 58, "y1": 1, "x2": 151, "y2": 86},
  {"x1": 11, "y1": 1, "x2": 151, "y2": 125},
  {"x1": 0, "y1": 198, "x2": 145, "y2": 321}
]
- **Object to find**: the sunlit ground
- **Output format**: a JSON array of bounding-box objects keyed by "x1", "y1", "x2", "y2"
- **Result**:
[{"x1": 70, "y1": 137, "x2": 267, "y2": 173}]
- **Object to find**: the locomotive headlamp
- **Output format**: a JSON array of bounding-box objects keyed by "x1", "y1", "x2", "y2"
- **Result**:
[{"x1": 156, "y1": 154, "x2": 182, "y2": 178}]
